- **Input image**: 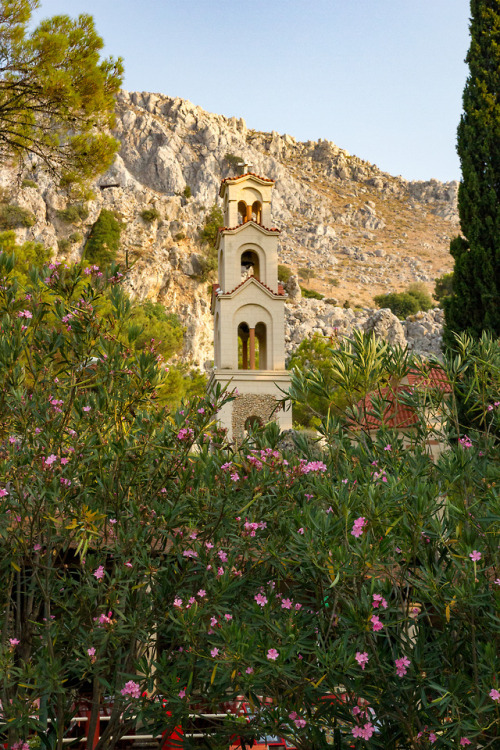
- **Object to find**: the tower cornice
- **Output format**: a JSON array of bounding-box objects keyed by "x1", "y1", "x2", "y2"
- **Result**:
[
  {"x1": 215, "y1": 220, "x2": 280, "y2": 249},
  {"x1": 219, "y1": 172, "x2": 275, "y2": 197}
]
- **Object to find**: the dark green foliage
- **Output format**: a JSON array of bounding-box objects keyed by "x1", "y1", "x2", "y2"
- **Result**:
[
  {"x1": 56, "y1": 203, "x2": 89, "y2": 224},
  {"x1": 140, "y1": 207, "x2": 161, "y2": 223},
  {"x1": 298, "y1": 267, "x2": 315, "y2": 282},
  {"x1": 0, "y1": 203, "x2": 36, "y2": 229},
  {"x1": 301, "y1": 287, "x2": 324, "y2": 300},
  {"x1": 84, "y1": 209, "x2": 123, "y2": 266},
  {"x1": 328, "y1": 276, "x2": 340, "y2": 287},
  {"x1": 278, "y1": 264, "x2": 292, "y2": 283},
  {"x1": 183, "y1": 185, "x2": 192, "y2": 199},
  {"x1": 224, "y1": 153, "x2": 243, "y2": 167},
  {"x1": 444, "y1": 0, "x2": 500, "y2": 343},
  {"x1": 406, "y1": 282, "x2": 433, "y2": 311},
  {"x1": 434, "y1": 272, "x2": 454, "y2": 303},
  {"x1": 69, "y1": 232, "x2": 83, "y2": 244},
  {"x1": 0, "y1": 1, "x2": 123, "y2": 181},
  {"x1": 21, "y1": 179, "x2": 37, "y2": 189},
  {"x1": 199, "y1": 205, "x2": 224, "y2": 246},
  {"x1": 374, "y1": 291, "x2": 420, "y2": 318},
  {"x1": 58, "y1": 238, "x2": 71, "y2": 252}
]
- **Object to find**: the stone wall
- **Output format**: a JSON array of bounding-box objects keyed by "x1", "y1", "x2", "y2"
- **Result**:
[{"x1": 231, "y1": 393, "x2": 281, "y2": 444}]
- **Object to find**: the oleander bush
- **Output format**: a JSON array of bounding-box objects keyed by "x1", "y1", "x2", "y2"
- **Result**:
[{"x1": 0, "y1": 255, "x2": 499, "y2": 750}]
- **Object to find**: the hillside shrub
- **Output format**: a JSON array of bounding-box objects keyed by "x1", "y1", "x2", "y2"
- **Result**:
[
  {"x1": 183, "y1": 185, "x2": 192, "y2": 199},
  {"x1": 69, "y1": 232, "x2": 83, "y2": 244},
  {"x1": 298, "y1": 267, "x2": 315, "y2": 282},
  {"x1": 224, "y1": 153, "x2": 243, "y2": 167},
  {"x1": 0, "y1": 203, "x2": 36, "y2": 229},
  {"x1": 56, "y1": 203, "x2": 89, "y2": 224},
  {"x1": 374, "y1": 291, "x2": 420, "y2": 318},
  {"x1": 84, "y1": 208, "x2": 123, "y2": 266},
  {"x1": 301, "y1": 286, "x2": 324, "y2": 300},
  {"x1": 197, "y1": 204, "x2": 223, "y2": 281},
  {"x1": 278, "y1": 264, "x2": 292, "y2": 283},
  {"x1": 21, "y1": 179, "x2": 38, "y2": 189},
  {"x1": 141, "y1": 207, "x2": 161, "y2": 223},
  {"x1": 375, "y1": 284, "x2": 433, "y2": 318}
]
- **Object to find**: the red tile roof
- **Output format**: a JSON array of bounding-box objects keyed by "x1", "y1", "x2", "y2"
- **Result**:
[
  {"x1": 218, "y1": 221, "x2": 280, "y2": 233},
  {"x1": 221, "y1": 172, "x2": 275, "y2": 184},
  {"x1": 407, "y1": 366, "x2": 452, "y2": 393},
  {"x1": 351, "y1": 386, "x2": 419, "y2": 431}
]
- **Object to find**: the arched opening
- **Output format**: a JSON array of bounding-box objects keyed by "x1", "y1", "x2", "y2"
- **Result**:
[
  {"x1": 237, "y1": 201, "x2": 247, "y2": 225},
  {"x1": 244, "y1": 415, "x2": 263, "y2": 436},
  {"x1": 241, "y1": 250, "x2": 260, "y2": 282},
  {"x1": 255, "y1": 322, "x2": 267, "y2": 370},
  {"x1": 252, "y1": 201, "x2": 262, "y2": 223},
  {"x1": 238, "y1": 322, "x2": 250, "y2": 370}
]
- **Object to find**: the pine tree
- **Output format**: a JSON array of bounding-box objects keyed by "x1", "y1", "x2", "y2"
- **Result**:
[
  {"x1": 0, "y1": 1, "x2": 123, "y2": 182},
  {"x1": 443, "y1": 0, "x2": 500, "y2": 344}
]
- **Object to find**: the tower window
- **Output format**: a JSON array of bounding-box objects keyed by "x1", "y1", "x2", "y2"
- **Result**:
[
  {"x1": 237, "y1": 201, "x2": 247, "y2": 225},
  {"x1": 252, "y1": 201, "x2": 262, "y2": 223},
  {"x1": 241, "y1": 250, "x2": 260, "y2": 282}
]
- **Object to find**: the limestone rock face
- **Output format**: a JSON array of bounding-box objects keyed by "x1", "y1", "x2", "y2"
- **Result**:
[{"x1": 0, "y1": 89, "x2": 455, "y2": 367}]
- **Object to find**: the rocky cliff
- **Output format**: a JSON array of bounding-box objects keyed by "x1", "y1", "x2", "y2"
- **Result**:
[{"x1": 0, "y1": 90, "x2": 458, "y2": 367}]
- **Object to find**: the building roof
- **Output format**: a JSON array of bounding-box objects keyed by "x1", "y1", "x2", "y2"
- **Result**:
[
  {"x1": 211, "y1": 277, "x2": 286, "y2": 312},
  {"x1": 218, "y1": 221, "x2": 280, "y2": 233},
  {"x1": 349, "y1": 366, "x2": 452, "y2": 431},
  {"x1": 221, "y1": 172, "x2": 275, "y2": 184}
]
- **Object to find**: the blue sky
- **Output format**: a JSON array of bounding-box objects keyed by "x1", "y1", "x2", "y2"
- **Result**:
[{"x1": 32, "y1": 0, "x2": 471, "y2": 182}]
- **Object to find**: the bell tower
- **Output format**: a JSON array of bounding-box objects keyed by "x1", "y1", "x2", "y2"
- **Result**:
[{"x1": 208, "y1": 168, "x2": 292, "y2": 443}]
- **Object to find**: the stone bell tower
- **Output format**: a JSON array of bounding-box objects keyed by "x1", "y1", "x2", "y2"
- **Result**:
[{"x1": 208, "y1": 168, "x2": 292, "y2": 443}]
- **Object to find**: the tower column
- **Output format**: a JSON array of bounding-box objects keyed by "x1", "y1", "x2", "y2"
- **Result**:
[
  {"x1": 245, "y1": 204, "x2": 252, "y2": 223},
  {"x1": 249, "y1": 327, "x2": 256, "y2": 370}
]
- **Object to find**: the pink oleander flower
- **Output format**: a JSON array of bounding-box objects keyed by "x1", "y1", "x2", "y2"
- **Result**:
[
  {"x1": 205, "y1": 541, "x2": 214, "y2": 549},
  {"x1": 183, "y1": 549, "x2": 198, "y2": 558},
  {"x1": 44, "y1": 454, "x2": 58, "y2": 466},
  {"x1": 281, "y1": 598, "x2": 292, "y2": 609},
  {"x1": 372, "y1": 593, "x2": 388, "y2": 609},
  {"x1": 82, "y1": 405, "x2": 91, "y2": 412},
  {"x1": 384, "y1": 444, "x2": 392, "y2": 451},
  {"x1": 230, "y1": 472, "x2": 239, "y2": 482},
  {"x1": 395, "y1": 656, "x2": 410, "y2": 677},
  {"x1": 173, "y1": 598, "x2": 183, "y2": 608},
  {"x1": 371, "y1": 615, "x2": 383, "y2": 632},
  {"x1": 0, "y1": 488, "x2": 9, "y2": 497},
  {"x1": 495, "y1": 579, "x2": 500, "y2": 586},
  {"x1": 33, "y1": 543, "x2": 42, "y2": 552},
  {"x1": 121, "y1": 680, "x2": 141, "y2": 699},
  {"x1": 93, "y1": 565, "x2": 105, "y2": 580},
  {"x1": 9, "y1": 638, "x2": 20, "y2": 647},
  {"x1": 429, "y1": 733, "x2": 437, "y2": 744},
  {"x1": 489, "y1": 688, "x2": 500, "y2": 701},
  {"x1": 245, "y1": 667, "x2": 254, "y2": 674},
  {"x1": 469, "y1": 550, "x2": 481, "y2": 562},
  {"x1": 460, "y1": 739, "x2": 471, "y2": 746},
  {"x1": 210, "y1": 616, "x2": 218, "y2": 627},
  {"x1": 298, "y1": 527, "x2": 304, "y2": 534},
  {"x1": 267, "y1": 648, "x2": 279, "y2": 661},
  {"x1": 210, "y1": 647, "x2": 219, "y2": 657},
  {"x1": 197, "y1": 589, "x2": 206, "y2": 598},
  {"x1": 224, "y1": 613, "x2": 232, "y2": 621},
  {"x1": 351, "y1": 516, "x2": 367, "y2": 538},
  {"x1": 355, "y1": 651, "x2": 369, "y2": 670},
  {"x1": 217, "y1": 566, "x2": 224, "y2": 576},
  {"x1": 352, "y1": 722, "x2": 375, "y2": 740},
  {"x1": 218, "y1": 550, "x2": 228, "y2": 562},
  {"x1": 87, "y1": 647, "x2": 96, "y2": 658},
  {"x1": 178, "y1": 688, "x2": 186, "y2": 698},
  {"x1": 254, "y1": 593, "x2": 268, "y2": 606}
]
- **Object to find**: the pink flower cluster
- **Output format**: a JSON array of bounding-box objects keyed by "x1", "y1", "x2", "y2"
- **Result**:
[
  {"x1": 395, "y1": 656, "x2": 410, "y2": 677},
  {"x1": 351, "y1": 516, "x2": 367, "y2": 538},
  {"x1": 372, "y1": 593, "x2": 387, "y2": 609},
  {"x1": 177, "y1": 427, "x2": 194, "y2": 441},
  {"x1": 355, "y1": 651, "x2": 369, "y2": 670},
  {"x1": 289, "y1": 711, "x2": 306, "y2": 728},
  {"x1": 243, "y1": 519, "x2": 267, "y2": 537},
  {"x1": 299, "y1": 460, "x2": 327, "y2": 474},
  {"x1": 352, "y1": 722, "x2": 375, "y2": 740},
  {"x1": 120, "y1": 680, "x2": 141, "y2": 699},
  {"x1": 459, "y1": 435, "x2": 473, "y2": 449}
]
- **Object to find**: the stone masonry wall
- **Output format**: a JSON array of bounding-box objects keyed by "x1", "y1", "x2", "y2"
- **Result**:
[{"x1": 232, "y1": 394, "x2": 281, "y2": 444}]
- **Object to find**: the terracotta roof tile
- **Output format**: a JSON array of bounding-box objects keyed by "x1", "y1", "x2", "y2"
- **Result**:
[
  {"x1": 218, "y1": 276, "x2": 285, "y2": 297},
  {"x1": 221, "y1": 172, "x2": 274, "y2": 184},
  {"x1": 218, "y1": 221, "x2": 280, "y2": 233},
  {"x1": 407, "y1": 366, "x2": 452, "y2": 393},
  {"x1": 350, "y1": 386, "x2": 419, "y2": 431}
]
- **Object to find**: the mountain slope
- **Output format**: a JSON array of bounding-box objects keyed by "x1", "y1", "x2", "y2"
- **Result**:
[{"x1": 0, "y1": 90, "x2": 457, "y2": 366}]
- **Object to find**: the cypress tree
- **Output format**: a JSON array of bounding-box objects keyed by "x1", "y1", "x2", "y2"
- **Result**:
[{"x1": 443, "y1": 0, "x2": 500, "y2": 344}]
